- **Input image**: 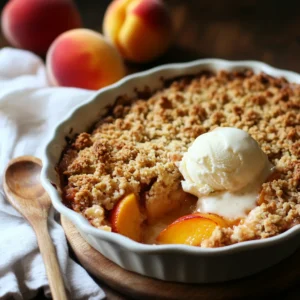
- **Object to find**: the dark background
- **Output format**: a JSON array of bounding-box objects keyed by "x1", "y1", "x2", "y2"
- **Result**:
[
  {"x1": 1, "y1": 0, "x2": 300, "y2": 72},
  {"x1": 1, "y1": 0, "x2": 300, "y2": 299}
]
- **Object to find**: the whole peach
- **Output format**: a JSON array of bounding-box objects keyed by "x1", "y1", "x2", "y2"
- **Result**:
[
  {"x1": 46, "y1": 29, "x2": 126, "y2": 90},
  {"x1": 1, "y1": 0, "x2": 82, "y2": 55},
  {"x1": 103, "y1": 0, "x2": 173, "y2": 63}
]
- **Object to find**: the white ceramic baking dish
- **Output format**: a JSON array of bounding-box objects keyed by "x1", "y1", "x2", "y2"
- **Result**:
[{"x1": 41, "y1": 59, "x2": 300, "y2": 283}]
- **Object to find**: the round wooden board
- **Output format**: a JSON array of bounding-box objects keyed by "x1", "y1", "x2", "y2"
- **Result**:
[{"x1": 61, "y1": 216, "x2": 300, "y2": 300}]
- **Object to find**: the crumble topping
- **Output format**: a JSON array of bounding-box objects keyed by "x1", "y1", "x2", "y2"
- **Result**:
[{"x1": 59, "y1": 70, "x2": 300, "y2": 247}]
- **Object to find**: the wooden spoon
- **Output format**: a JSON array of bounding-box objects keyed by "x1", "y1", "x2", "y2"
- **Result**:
[{"x1": 3, "y1": 156, "x2": 67, "y2": 300}]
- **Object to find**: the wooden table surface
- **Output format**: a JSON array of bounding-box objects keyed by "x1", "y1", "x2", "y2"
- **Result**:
[{"x1": 1, "y1": 0, "x2": 300, "y2": 299}]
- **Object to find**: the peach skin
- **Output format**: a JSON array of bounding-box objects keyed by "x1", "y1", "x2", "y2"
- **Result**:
[
  {"x1": 196, "y1": 213, "x2": 228, "y2": 227},
  {"x1": 103, "y1": 0, "x2": 173, "y2": 63},
  {"x1": 110, "y1": 193, "x2": 143, "y2": 242},
  {"x1": 1, "y1": 0, "x2": 81, "y2": 55},
  {"x1": 46, "y1": 29, "x2": 126, "y2": 90}
]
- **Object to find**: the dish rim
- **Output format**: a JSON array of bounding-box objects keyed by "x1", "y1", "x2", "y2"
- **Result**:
[{"x1": 41, "y1": 58, "x2": 300, "y2": 256}]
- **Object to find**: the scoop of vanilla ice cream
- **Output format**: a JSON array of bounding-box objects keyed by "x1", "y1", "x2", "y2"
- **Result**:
[{"x1": 179, "y1": 127, "x2": 270, "y2": 197}]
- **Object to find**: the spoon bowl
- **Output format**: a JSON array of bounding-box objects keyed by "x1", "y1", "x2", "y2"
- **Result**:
[{"x1": 5, "y1": 160, "x2": 44, "y2": 199}]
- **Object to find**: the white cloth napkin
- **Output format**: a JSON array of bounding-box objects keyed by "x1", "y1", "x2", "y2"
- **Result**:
[{"x1": 0, "y1": 47, "x2": 106, "y2": 300}]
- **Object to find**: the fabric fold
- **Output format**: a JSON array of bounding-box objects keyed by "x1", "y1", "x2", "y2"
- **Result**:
[{"x1": 0, "y1": 47, "x2": 105, "y2": 300}]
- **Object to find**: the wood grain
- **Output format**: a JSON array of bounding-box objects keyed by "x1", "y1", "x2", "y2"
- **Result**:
[
  {"x1": 3, "y1": 156, "x2": 67, "y2": 300},
  {"x1": 61, "y1": 215, "x2": 300, "y2": 300}
]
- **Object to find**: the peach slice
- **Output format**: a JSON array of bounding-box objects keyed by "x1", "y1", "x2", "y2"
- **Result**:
[
  {"x1": 197, "y1": 212, "x2": 228, "y2": 227},
  {"x1": 111, "y1": 193, "x2": 142, "y2": 242},
  {"x1": 156, "y1": 214, "x2": 219, "y2": 246},
  {"x1": 145, "y1": 188, "x2": 192, "y2": 223}
]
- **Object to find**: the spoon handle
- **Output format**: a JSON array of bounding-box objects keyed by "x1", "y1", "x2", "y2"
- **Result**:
[{"x1": 33, "y1": 220, "x2": 68, "y2": 300}]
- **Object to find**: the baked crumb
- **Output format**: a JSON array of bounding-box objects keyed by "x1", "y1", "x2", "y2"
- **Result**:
[{"x1": 59, "y1": 70, "x2": 300, "y2": 247}]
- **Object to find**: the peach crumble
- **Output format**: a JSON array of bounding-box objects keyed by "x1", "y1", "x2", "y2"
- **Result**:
[{"x1": 58, "y1": 70, "x2": 300, "y2": 247}]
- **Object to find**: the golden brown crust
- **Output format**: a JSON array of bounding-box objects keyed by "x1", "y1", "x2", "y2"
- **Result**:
[{"x1": 59, "y1": 70, "x2": 300, "y2": 247}]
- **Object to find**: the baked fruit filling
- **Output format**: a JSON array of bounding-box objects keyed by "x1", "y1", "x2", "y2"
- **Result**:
[{"x1": 58, "y1": 70, "x2": 300, "y2": 247}]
